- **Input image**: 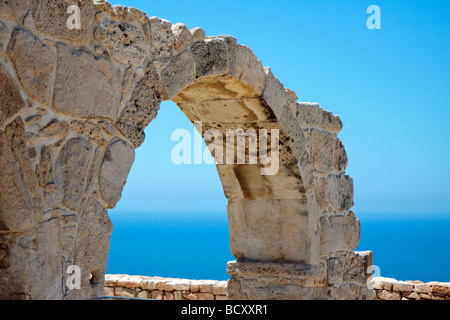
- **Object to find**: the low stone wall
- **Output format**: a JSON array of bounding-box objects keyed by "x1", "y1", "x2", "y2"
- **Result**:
[
  {"x1": 104, "y1": 275, "x2": 228, "y2": 300},
  {"x1": 372, "y1": 277, "x2": 450, "y2": 300},
  {"x1": 105, "y1": 275, "x2": 450, "y2": 300}
]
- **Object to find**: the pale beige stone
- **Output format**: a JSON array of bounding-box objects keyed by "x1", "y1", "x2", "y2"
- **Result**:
[
  {"x1": 235, "y1": 44, "x2": 266, "y2": 96},
  {"x1": 191, "y1": 27, "x2": 205, "y2": 41},
  {"x1": 0, "y1": 64, "x2": 26, "y2": 126},
  {"x1": 137, "y1": 290, "x2": 149, "y2": 299},
  {"x1": 99, "y1": 138, "x2": 135, "y2": 209},
  {"x1": 262, "y1": 67, "x2": 289, "y2": 119},
  {"x1": 172, "y1": 23, "x2": 192, "y2": 51},
  {"x1": 7, "y1": 27, "x2": 55, "y2": 104},
  {"x1": 95, "y1": 18, "x2": 147, "y2": 66},
  {"x1": 162, "y1": 50, "x2": 195, "y2": 99},
  {"x1": 53, "y1": 44, "x2": 122, "y2": 119}
]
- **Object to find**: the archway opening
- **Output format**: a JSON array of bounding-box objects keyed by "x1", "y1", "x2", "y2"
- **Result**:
[{"x1": 106, "y1": 101, "x2": 233, "y2": 280}]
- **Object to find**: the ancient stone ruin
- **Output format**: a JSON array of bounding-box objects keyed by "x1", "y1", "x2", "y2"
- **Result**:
[{"x1": 0, "y1": 0, "x2": 372, "y2": 300}]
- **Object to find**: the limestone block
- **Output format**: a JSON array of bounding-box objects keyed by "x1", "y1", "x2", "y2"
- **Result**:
[
  {"x1": 6, "y1": 27, "x2": 55, "y2": 104},
  {"x1": 212, "y1": 282, "x2": 228, "y2": 295},
  {"x1": 235, "y1": 44, "x2": 266, "y2": 96},
  {"x1": 262, "y1": 67, "x2": 289, "y2": 120},
  {"x1": 53, "y1": 44, "x2": 122, "y2": 119},
  {"x1": 172, "y1": 23, "x2": 192, "y2": 51},
  {"x1": 0, "y1": 0, "x2": 29, "y2": 20},
  {"x1": 308, "y1": 128, "x2": 336, "y2": 171},
  {"x1": 285, "y1": 88, "x2": 299, "y2": 114},
  {"x1": 415, "y1": 283, "x2": 432, "y2": 293},
  {"x1": 392, "y1": 281, "x2": 415, "y2": 292},
  {"x1": 0, "y1": 64, "x2": 26, "y2": 126},
  {"x1": 0, "y1": 118, "x2": 42, "y2": 231},
  {"x1": 297, "y1": 103, "x2": 324, "y2": 127},
  {"x1": 99, "y1": 138, "x2": 135, "y2": 209},
  {"x1": 219, "y1": 35, "x2": 237, "y2": 76},
  {"x1": 379, "y1": 290, "x2": 401, "y2": 300},
  {"x1": 320, "y1": 215, "x2": 357, "y2": 254},
  {"x1": 95, "y1": 19, "x2": 147, "y2": 66},
  {"x1": 322, "y1": 111, "x2": 343, "y2": 134},
  {"x1": 137, "y1": 290, "x2": 149, "y2": 299},
  {"x1": 72, "y1": 197, "x2": 113, "y2": 300},
  {"x1": 54, "y1": 138, "x2": 94, "y2": 210},
  {"x1": 334, "y1": 138, "x2": 348, "y2": 172},
  {"x1": 115, "y1": 287, "x2": 136, "y2": 298},
  {"x1": 116, "y1": 63, "x2": 163, "y2": 148},
  {"x1": 433, "y1": 283, "x2": 450, "y2": 296},
  {"x1": 38, "y1": 119, "x2": 69, "y2": 138},
  {"x1": 326, "y1": 173, "x2": 354, "y2": 211},
  {"x1": 0, "y1": 20, "x2": 9, "y2": 50},
  {"x1": 161, "y1": 49, "x2": 195, "y2": 100},
  {"x1": 191, "y1": 27, "x2": 205, "y2": 41},
  {"x1": 31, "y1": 0, "x2": 95, "y2": 44},
  {"x1": 192, "y1": 38, "x2": 229, "y2": 78},
  {"x1": 227, "y1": 199, "x2": 311, "y2": 263},
  {"x1": 149, "y1": 17, "x2": 174, "y2": 60}
]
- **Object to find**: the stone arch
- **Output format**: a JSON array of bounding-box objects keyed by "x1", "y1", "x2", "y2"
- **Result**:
[{"x1": 0, "y1": 0, "x2": 372, "y2": 300}]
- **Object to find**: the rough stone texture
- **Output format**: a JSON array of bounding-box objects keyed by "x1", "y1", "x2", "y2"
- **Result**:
[
  {"x1": 0, "y1": 64, "x2": 25, "y2": 126},
  {"x1": 94, "y1": 18, "x2": 147, "y2": 66},
  {"x1": 104, "y1": 275, "x2": 228, "y2": 300},
  {"x1": 99, "y1": 138, "x2": 135, "y2": 209},
  {"x1": 116, "y1": 63, "x2": 163, "y2": 148},
  {"x1": 53, "y1": 44, "x2": 122, "y2": 119},
  {"x1": 6, "y1": 27, "x2": 55, "y2": 104},
  {"x1": 0, "y1": 1, "x2": 370, "y2": 300},
  {"x1": 372, "y1": 278, "x2": 450, "y2": 300}
]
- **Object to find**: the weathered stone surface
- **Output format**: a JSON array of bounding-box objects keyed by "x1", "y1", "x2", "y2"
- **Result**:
[
  {"x1": 262, "y1": 67, "x2": 288, "y2": 119},
  {"x1": 0, "y1": 64, "x2": 26, "y2": 126},
  {"x1": 191, "y1": 27, "x2": 205, "y2": 41},
  {"x1": 99, "y1": 138, "x2": 135, "y2": 209},
  {"x1": 54, "y1": 138, "x2": 94, "y2": 210},
  {"x1": 192, "y1": 38, "x2": 229, "y2": 78},
  {"x1": 72, "y1": 196, "x2": 113, "y2": 299},
  {"x1": 95, "y1": 19, "x2": 147, "y2": 66},
  {"x1": 234, "y1": 44, "x2": 266, "y2": 96},
  {"x1": 171, "y1": 23, "x2": 192, "y2": 51},
  {"x1": 0, "y1": 118, "x2": 41, "y2": 231},
  {"x1": 31, "y1": 0, "x2": 95, "y2": 43},
  {"x1": 161, "y1": 50, "x2": 195, "y2": 100},
  {"x1": 116, "y1": 63, "x2": 163, "y2": 148},
  {"x1": 308, "y1": 129, "x2": 336, "y2": 171},
  {"x1": 149, "y1": 17, "x2": 174, "y2": 60},
  {"x1": 0, "y1": 0, "x2": 29, "y2": 20},
  {"x1": 38, "y1": 119, "x2": 69, "y2": 138},
  {"x1": 6, "y1": 27, "x2": 55, "y2": 104},
  {"x1": 326, "y1": 174, "x2": 354, "y2": 211},
  {"x1": 228, "y1": 199, "x2": 310, "y2": 263},
  {"x1": 53, "y1": 44, "x2": 122, "y2": 119},
  {"x1": 0, "y1": 20, "x2": 9, "y2": 50}
]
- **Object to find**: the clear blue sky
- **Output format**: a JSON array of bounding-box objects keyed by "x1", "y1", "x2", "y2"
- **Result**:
[{"x1": 109, "y1": 0, "x2": 450, "y2": 217}]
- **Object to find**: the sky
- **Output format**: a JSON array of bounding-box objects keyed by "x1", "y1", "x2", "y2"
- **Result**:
[{"x1": 108, "y1": 0, "x2": 450, "y2": 218}]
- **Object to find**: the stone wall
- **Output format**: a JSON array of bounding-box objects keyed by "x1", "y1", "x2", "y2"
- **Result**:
[
  {"x1": 105, "y1": 275, "x2": 450, "y2": 301},
  {"x1": 104, "y1": 274, "x2": 228, "y2": 300},
  {"x1": 372, "y1": 277, "x2": 450, "y2": 301}
]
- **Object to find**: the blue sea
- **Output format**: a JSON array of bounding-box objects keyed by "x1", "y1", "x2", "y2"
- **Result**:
[{"x1": 106, "y1": 212, "x2": 450, "y2": 283}]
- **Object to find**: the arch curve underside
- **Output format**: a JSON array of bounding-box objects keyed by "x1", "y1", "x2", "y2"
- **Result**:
[{"x1": 0, "y1": 0, "x2": 372, "y2": 300}]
